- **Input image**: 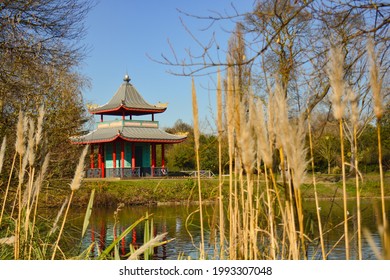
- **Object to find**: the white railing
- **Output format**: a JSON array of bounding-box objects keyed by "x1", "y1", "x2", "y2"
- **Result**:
[{"x1": 85, "y1": 167, "x2": 169, "y2": 178}]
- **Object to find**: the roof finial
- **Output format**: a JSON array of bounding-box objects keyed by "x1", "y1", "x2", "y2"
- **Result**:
[{"x1": 123, "y1": 74, "x2": 131, "y2": 83}]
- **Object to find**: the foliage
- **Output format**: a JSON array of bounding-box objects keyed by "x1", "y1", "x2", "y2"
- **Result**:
[
  {"x1": 165, "y1": 120, "x2": 227, "y2": 174},
  {"x1": 0, "y1": 0, "x2": 94, "y2": 178}
]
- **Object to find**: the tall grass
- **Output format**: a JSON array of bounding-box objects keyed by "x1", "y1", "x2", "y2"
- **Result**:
[
  {"x1": 367, "y1": 38, "x2": 389, "y2": 259},
  {"x1": 216, "y1": 68, "x2": 225, "y2": 259},
  {"x1": 0, "y1": 110, "x2": 165, "y2": 260},
  {"x1": 197, "y1": 65, "x2": 310, "y2": 260},
  {"x1": 191, "y1": 78, "x2": 205, "y2": 259},
  {"x1": 327, "y1": 45, "x2": 349, "y2": 259},
  {"x1": 189, "y1": 41, "x2": 388, "y2": 260},
  {"x1": 367, "y1": 39, "x2": 386, "y2": 228}
]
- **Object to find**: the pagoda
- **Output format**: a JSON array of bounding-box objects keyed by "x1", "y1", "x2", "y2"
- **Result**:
[{"x1": 71, "y1": 74, "x2": 187, "y2": 178}]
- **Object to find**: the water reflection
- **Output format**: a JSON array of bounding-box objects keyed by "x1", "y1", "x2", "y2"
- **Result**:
[
  {"x1": 72, "y1": 204, "x2": 215, "y2": 259},
  {"x1": 67, "y1": 198, "x2": 389, "y2": 260}
]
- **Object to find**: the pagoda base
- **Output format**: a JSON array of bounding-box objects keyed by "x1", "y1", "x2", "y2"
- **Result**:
[{"x1": 85, "y1": 167, "x2": 168, "y2": 178}]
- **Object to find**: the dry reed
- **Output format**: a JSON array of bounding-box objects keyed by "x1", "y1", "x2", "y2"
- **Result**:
[
  {"x1": 307, "y1": 112, "x2": 326, "y2": 259},
  {"x1": 225, "y1": 66, "x2": 236, "y2": 259},
  {"x1": 128, "y1": 233, "x2": 168, "y2": 260},
  {"x1": 0, "y1": 137, "x2": 6, "y2": 174},
  {"x1": 51, "y1": 144, "x2": 89, "y2": 260},
  {"x1": 327, "y1": 44, "x2": 349, "y2": 259},
  {"x1": 191, "y1": 78, "x2": 205, "y2": 259},
  {"x1": 216, "y1": 68, "x2": 225, "y2": 259},
  {"x1": 367, "y1": 39, "x2": 384, "y2": 120},
  {"x1": 347, "y1": 87, "x2": 362, "y2": 259},
  {"x1": 367, "y1": 39, "x2": 386, "y2": 229}
]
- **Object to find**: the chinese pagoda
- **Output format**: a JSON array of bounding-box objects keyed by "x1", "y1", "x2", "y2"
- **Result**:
[{"x1": 71, "y1": 74, "x2": 186, "y2": 178}]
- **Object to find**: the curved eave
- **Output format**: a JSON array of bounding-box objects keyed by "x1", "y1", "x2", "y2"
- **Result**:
[
  {"x1": 70, "y1": 127, "x2": 187, "y2": 145},
  {"x1": 120, "y1": 134, "x2": 186, "y2": 144},
  {"x1": 90, "y1": 105, "x2": 166, "y2": 116},
  {"x1": 71, "y1": 135, "x2": 186, "y2": 145}
]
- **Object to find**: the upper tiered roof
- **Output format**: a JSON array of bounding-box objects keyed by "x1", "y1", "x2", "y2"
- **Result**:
[
  {"x1": 89, "y1": 75, "x2": 167, "y2": 116},
  {"x1": 71, "y1": 74, "x2": 186, "y2": 145}
]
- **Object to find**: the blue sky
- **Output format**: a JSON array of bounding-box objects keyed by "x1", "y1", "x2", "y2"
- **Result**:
[{"x1": 81, "y1": 0, "x2": 255, "y2": 131}]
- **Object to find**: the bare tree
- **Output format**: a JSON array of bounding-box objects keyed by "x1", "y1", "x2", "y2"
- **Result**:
[{"x1": 0, "y1": 0, "x2": 95, "y2": 177}]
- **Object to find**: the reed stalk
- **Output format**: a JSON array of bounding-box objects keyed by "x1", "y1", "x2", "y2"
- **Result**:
[
  {"x1": 339, "y1": 117, "x2": 349, "y2": 259},
  {"x1": 328, "y1": 45, "x2": 349, "y2": 259},
  {"x1": 225, "y1": 66, "x2": 236, "y2": 259},
  {"x1": 28, "y1": 153, "x2": 50, "y2": 259},
  {"x1": 354, "y1": 123, "x2": 362, "y2": 259},
  {"x1": 307, "y1": 113, "x2": 326, "y2": 259},
  {"x1": 367, "y1": 39, "x2": 386, "y2": 228},
  {"x1": 348, "y1": 87, "x2": 362, "y2": 259},
  {"x1": 51, "y1": 145, "x2": 88, "y2": 260},
  {"x1": 191, "y1": 78, "x2": 205, "y2": 259},
  {"x1": 0, "y1": 152, "x2": 16, "y2": 226},
  {"x1": 216, "y1": 69, "x2": 225, "y2": 259}
]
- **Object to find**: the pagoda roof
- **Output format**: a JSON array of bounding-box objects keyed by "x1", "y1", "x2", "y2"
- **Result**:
[
  {"x1": 71, "y1": 125, "x2": 187, "y2": 144},
  {"x1": 89, "y1": 75, "x2": 167, "y2": 116}
]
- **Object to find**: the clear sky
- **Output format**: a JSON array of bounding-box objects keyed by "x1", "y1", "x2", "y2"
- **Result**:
[{"x1": 81, "y1": 0, "x2": 255, "y2": 132}]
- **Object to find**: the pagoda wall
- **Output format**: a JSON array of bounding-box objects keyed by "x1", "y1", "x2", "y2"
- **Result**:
[{"x1": 104, "y1": 141, "x2": 150, "y2": 169}]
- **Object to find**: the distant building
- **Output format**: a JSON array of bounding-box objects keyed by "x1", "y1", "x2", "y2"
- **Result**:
[{"x1": 71, "y1": 74, "x2": 186, "y2": 178}]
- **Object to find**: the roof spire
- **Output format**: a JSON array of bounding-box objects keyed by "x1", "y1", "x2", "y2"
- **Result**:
[{"x1": 123, "y1": 74, "x2": 131, "y2": 83}]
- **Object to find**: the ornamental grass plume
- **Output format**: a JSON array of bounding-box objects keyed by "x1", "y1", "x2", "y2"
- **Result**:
[
  {"x1": 27, "y1": 119, "x2": 36, "y2": 167},
  {"x1": 327, "y1": 45, "x2": 346, "y2": 120},
  {"x1": 327, "y1": 44, "x2": 349, "y2": 259},
  {"x1": 0, "y1": 136, "x2": 6, "y2": 174},
  {"x1": 285, "y1": 117, "x2": 308, "y2": 190},
  {"x1": 239, "y1": 97, "x2": 255, "y2": 175},
  {"x1": 128, "y1": 232, "x2": 168, "y2": 260},
  {"x1": 367, "y1": 39, "x2": 383, "y2": 120},
  {"x1": 253, "y1": 101, "x2": 272, "y2": 167},
  {"x1": 15, "y1": 110, "x2": 28, "y2": 157},
  {"x1": 35, "y1": 105, "x2": 45, "y2": 148},
  {"x1": 52, "y1": 145, "x2": 89, "y2": 259},
  {"x1": 367, "y1": 38, "x2": 386, "y2": 229},
  {"x1": 70, "y1": 144, "x2": 89, "y2": 191},
  {"x1": 347, "y1": 87, "x2": 359, "y2": 126}
]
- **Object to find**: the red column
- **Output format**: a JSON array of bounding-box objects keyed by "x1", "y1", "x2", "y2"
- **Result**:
[
  {"x1": 121, "y1": 140, "x2": 125, "y2": 168},
  {"x1": 98, "y1": 144, "x2": 105, "y2": 178},
  {"x1": 98, "y1": 144, "x2": 102, "y2": 171},
  {"x1": 161, "y1": 144, "x2": 165, "y2": 168},
  {"x1": 121, "y1": 140, "x2": 125, "y2": 177},
  {"x1": 113, "y1": 142, "x2": 116, "y2": 168},
  {"x1": 101, "y1": 144, "x2": 105, "y2": 178},
  {"x1": 151, "y1": 144, "x2": 156, "y2": 177},
  {"x1": 131, "y1": 143, "x2": 136, "y2": 170},
  {"x1": 90, "y1": 144, "x2": 95, "y2": 169}
]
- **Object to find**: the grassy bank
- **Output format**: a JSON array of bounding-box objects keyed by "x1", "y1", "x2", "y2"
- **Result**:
[{"x1": 41, "y1": 173, "x2": 390, "y2": 208}]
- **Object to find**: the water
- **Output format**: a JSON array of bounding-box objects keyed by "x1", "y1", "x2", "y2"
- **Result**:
[{"x1": 64, "y1": 198, "x2": 390, "y2": 260}]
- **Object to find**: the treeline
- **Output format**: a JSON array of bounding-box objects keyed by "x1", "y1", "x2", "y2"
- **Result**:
[
  {"x1": 163, "y1": 111, "x2": 390, "y2": 175},
  {"x1": 160, "y1": 1, "x2": 389, "y2": 177}
]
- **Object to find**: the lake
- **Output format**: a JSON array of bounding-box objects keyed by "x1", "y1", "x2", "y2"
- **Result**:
[{"x1": 64, "y1": 198, "x2": 390, "y2": 260}]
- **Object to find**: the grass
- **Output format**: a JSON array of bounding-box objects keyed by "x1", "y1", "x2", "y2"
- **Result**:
[
  {"x1": 0, "y1": 111, "x2": 172, "y2": 260},
  {"x1": 35, "y1": 174, "x2": 390, "y2": 209}
]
